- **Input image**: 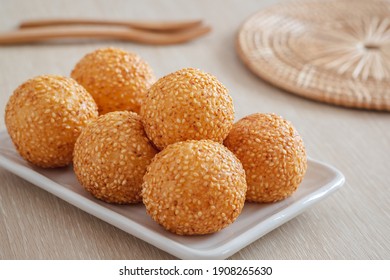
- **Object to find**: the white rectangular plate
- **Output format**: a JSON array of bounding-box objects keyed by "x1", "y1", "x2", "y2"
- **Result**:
[{"x1": 0, "y1": 130, "x2": 345, "y2": 259}]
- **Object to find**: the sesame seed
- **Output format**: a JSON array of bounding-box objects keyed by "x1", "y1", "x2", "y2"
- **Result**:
[
  {"x1": 142, "y1": 140, "x2": 246, "y2": 235},
  {"x1": 5, "y1": 75, "x2": 98, "y2": 168},
  {"x1": 73, "y1": 111, "x2": 158, "y2": 204},
  {"x1": 71, "y1": 47, "x2": 155, "y2": 114},
  {"x1": 224, "y1": 113, "x2": 307, "y2": 203},
  {"x1": 140, "y1": 68, "x2": 234, "y2": 150}
]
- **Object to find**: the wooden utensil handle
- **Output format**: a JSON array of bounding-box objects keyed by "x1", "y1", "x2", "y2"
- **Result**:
[
  {"x1": 19, "y1": 19, "x2": 203, "y2": 32},
  {"x1": 0, "y1": 26, "x2": 211, "y2": 45}
]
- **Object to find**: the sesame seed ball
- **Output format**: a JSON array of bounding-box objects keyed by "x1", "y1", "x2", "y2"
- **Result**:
[
  {"x1": 73, "y1": 111, "x2": 158, "y2": 204},
  {"x1": 71, "y1": 47, "x2": 155, "y2": 115},
  {"x1": 142, "y1": 140, "x2": 247, "y2": 235},
  {"x1": 140, "y1": 68, "x2": 234, "y2": 150},
  {"x1": 5, "y1": 75, "x2": 98, "y2": 168},
  {"x1": 224, "y1": 113, "x2": 307, "y2": 203}
]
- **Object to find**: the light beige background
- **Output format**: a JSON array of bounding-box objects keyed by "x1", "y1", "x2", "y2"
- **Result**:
[{"x1": 0, "y1": 0, "x2": 389, "y2": 259}]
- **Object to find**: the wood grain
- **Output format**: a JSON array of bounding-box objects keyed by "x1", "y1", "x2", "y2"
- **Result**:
[{"x1": 0, "y1": 0, "x2": 389, "y2": 259}]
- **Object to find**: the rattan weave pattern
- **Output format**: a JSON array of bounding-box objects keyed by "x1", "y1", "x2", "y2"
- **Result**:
[{"x1": 237, "y1": 0, "x2": 390, "y2": 110}]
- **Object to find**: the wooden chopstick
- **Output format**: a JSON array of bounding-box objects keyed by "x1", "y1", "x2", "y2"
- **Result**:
[
  {"x1": 19, "y1": 19, "x2": 203, "y2": 32},
  {"x1": 0, "y1": 25, "x2": 211, "y2": 45}
]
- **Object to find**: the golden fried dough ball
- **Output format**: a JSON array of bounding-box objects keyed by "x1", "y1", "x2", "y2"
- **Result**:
[
  {"x1": 73, "y1": 111, "x2": 158, "y2": 204},
  {"x1": 140, "y1": 68, "x2": 234, "y2": 150},
  {"x1": 5, "y1": 75, "x2": 98, "y2": 168},
  {"x1": 142, "y1": 140, "x2": 247, "y2": 235},
  {"x1": 71, "y1": 47, "x2": 155, "y2": 115},
  {"x1": 224, "y1": 113, "x2": 307, "y2": 203}
]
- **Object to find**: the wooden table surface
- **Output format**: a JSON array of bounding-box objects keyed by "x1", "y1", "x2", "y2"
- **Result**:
[{"x1": 1, "y1": 0, "x2": 389, "y2": 260}]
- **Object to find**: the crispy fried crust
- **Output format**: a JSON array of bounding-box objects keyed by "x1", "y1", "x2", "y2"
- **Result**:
[
  {"x1": 73, "y1": 111, "x2": 158, "y2": 204},
  {"x1": 71, "y1": 47, "x2": 155, "y2": 115},
  {"x1": 142, "y1": 140, "x2": 247, "y2": 235},
  {"x1": 140, "y1": 68, "x2": 234, "y2": 150},
  {"x1": 224, "y1": 113, "x2": 307, "y2": 203},
  {"x1": 5, "y1": 75, "x2": 98, "y2": 168}
]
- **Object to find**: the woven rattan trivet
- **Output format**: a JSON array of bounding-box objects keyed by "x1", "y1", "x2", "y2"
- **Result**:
[{"x1": 237, "y1": 0, "x2": 390, "y2": 111}]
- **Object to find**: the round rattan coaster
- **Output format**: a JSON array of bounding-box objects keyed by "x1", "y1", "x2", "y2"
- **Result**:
[{"x1": 237, "y1": 0, "x2": 390, "y2": 111}]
